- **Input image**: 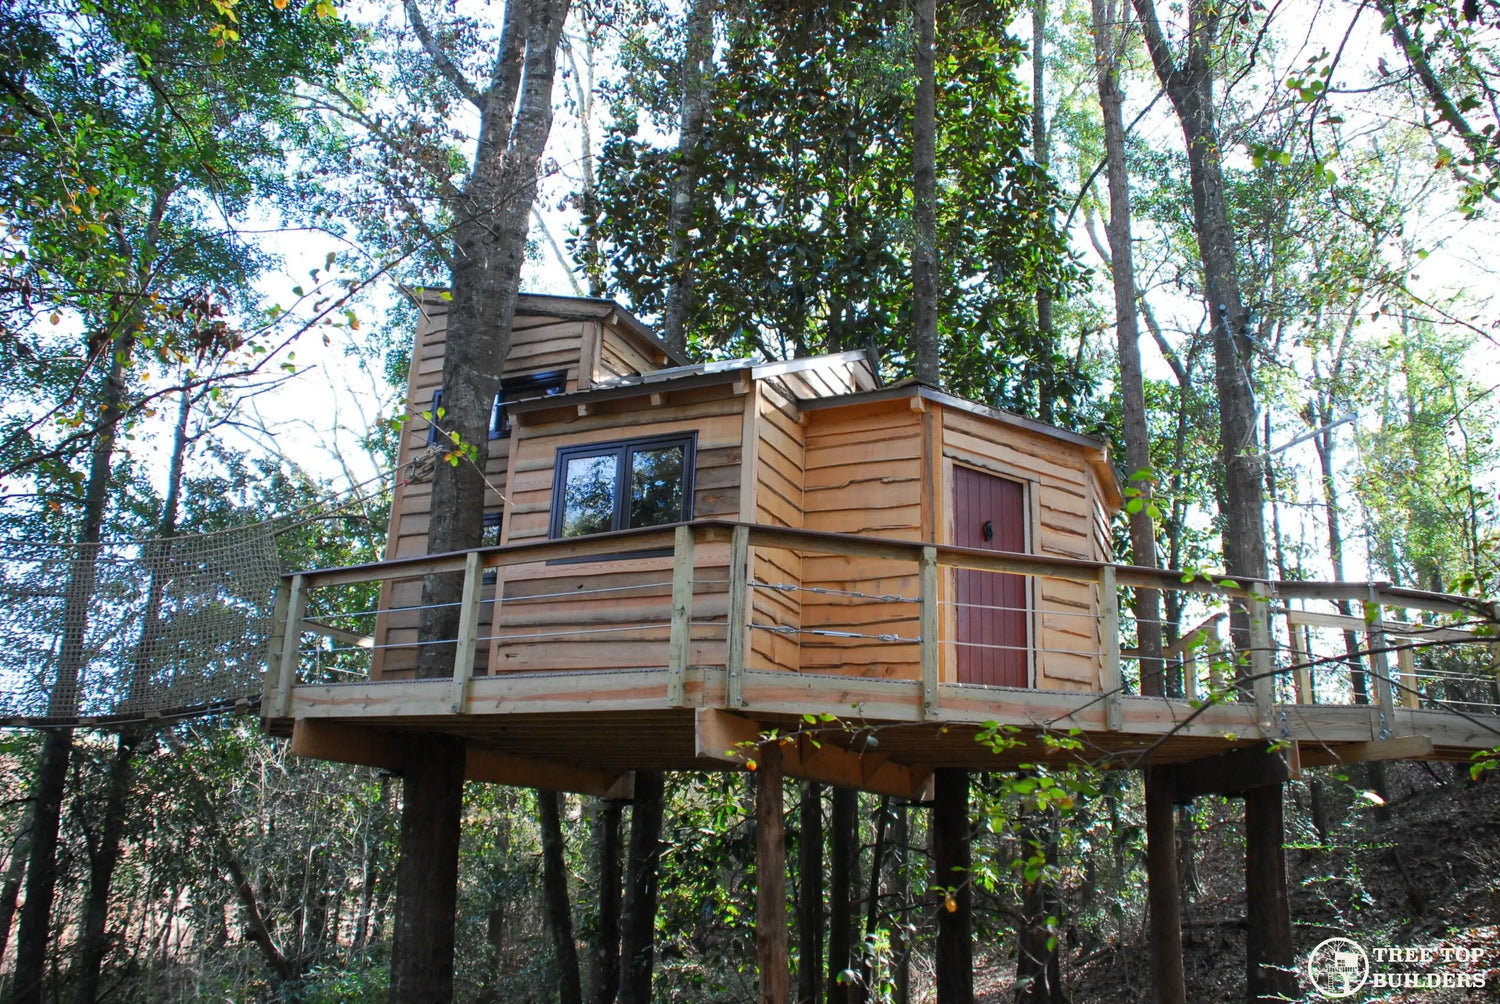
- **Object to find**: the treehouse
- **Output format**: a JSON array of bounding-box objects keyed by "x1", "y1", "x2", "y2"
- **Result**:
[{"x1": 263, "y1": 292, "x2": 1500, "y2": 801}]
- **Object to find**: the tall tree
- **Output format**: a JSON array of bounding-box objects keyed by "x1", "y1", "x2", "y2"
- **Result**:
[
  {"x1": 1129, "y1": 1, "x2": 1292, "y2": 999},
  {"x1": 379, "y1": 0, "x2": 571, "y2": 997}
]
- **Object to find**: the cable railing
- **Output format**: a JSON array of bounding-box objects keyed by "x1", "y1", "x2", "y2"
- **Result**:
[{"x1": 263, "y1": 521, "x2": 1500, "y2": 734}]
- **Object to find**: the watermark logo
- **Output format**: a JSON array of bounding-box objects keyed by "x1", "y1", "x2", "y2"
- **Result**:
[
  {"x1": 1308, "y1": 937, "x2": 1370, "y2": 999},
  {"x1": 1305, "y1": 935, "x2": 1489, "y2": 998}
]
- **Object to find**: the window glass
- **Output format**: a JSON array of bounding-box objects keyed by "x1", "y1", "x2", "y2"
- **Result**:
[
  {"x1": 629, "y1": 445, "x2": 685, "y2": 528},
  {"x1": 561, "y1": 453, "x2": 618, "y2": 537}
]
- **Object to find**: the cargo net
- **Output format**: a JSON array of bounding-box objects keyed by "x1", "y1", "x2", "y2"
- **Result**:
[{"x1": 0, "y1": 525, "x2": 281, "y2": 727}]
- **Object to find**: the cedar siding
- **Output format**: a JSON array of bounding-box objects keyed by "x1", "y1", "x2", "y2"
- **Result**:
[{"x1": 371, "y1": 303, "x2": 1119, "y2": 696}]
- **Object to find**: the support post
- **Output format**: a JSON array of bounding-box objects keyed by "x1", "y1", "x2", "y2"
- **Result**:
[
  {"x1": 450, "y1": 550, "x2": 483, "y2": 714},
  {"x1": 272, "y1": 574, "x2": 307, "y2": 718},
  {"x1": 1247, "y1": 583, "x2": 1274, "y2": 728},
  {"x1": 668, "y1": 525, "x2": 695, "y2": 707},
  {"x1": 1287, "y1": 620, "x2": 1312, "y2": 705},
  {"x1": 726, "y1": 525, "x2": 749, "y2": 709},
  {"x1": 920, "y1": 546, "x2": 939, "y2": 719},
  {"x1": 755, "y1": 741, "x2": 788, "y2": 1004},
  {"x1": 1099, "y1": 566, "x2": 1122, "y2": 730},
  {"x1": 1364, "y1": 592, "x2": 1395, "y2": 735},
  {"x1": 1396, "y1": 642, "x2": 1419, "y2": 709},
  {"x1": 262, "y1": 581, "x2": 292, "y2": 710}
]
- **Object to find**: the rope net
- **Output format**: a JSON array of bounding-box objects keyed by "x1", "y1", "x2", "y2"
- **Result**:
[{"x1": 0, "y1": 525, "x2": 282, "y2": 726}]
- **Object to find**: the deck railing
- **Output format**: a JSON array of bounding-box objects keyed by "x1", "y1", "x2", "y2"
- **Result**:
[{"x1": 262, "y1": 521, "x2": 1500, "y2": 727}]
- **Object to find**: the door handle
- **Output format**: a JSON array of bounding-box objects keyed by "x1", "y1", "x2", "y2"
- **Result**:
[{"x1": 981, "y1": 520, "x2": 994, "y2": 542}]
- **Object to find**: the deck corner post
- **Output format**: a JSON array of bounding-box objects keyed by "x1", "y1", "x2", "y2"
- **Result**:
[
  {"x1": 754, "y1": 739, "x2": 789, "y2": 1004},
  {"x1": 919, "y1": 546, "x2": 939, "y2": 719},
  {"x1": 450, "y1": 550, "x2": 483, "y2": 714},
  {"x1": 262, "y1": 579, "x2": 293, "y2": 711},
  {"x1": 668, "y1": 525, "x2": 696, "y2": 707},
  {"x1": 272, "y1": 573, "x2": 307, "y2": 719},
  {"x1": 1248, "y1": 582, "x2": 1274, "y2": 728},
  {"x1": 726, "y1": 524, "x2": 750, "y2": 709},
  {"x1": 1099, "y1": 565, "x2": 1122, "y2": 731}
]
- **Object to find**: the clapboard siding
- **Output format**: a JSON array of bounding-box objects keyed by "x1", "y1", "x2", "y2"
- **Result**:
[
  {"x1": 798, "y1": 401, "x2": 924, "y2": 680},
  {"x1": 936, "y1": 404, "x2": 1103, "y2": 694},
  {"x1": 751, "y1": 381, "x2": 806, "y2": 671}
]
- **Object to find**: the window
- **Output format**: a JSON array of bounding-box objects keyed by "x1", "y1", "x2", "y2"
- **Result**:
[
  {"x1": 549, "y1": 434, "x2": 696, "y2": 538},
  {"x1": 425, "y1": 370, "x2": 567, "y2": 446},
  {"x1": 492, "y1": 370, "x2": 566, "y2": 438}
]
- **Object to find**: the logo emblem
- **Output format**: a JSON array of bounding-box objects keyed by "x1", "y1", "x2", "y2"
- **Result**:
[{"x1": 1307, "y1": 937, "x2": 1370, "y2": 999}]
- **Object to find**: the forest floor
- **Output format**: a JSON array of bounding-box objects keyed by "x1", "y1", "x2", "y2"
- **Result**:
[{"x1": 979, "y1": 764, "x2": 1500, "y2": 1003}]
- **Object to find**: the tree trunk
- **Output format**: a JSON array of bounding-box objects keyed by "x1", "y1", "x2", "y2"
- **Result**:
[
  {"x1": 73, "y1": 729, "x2": 147, "y2": 1003},
  {"x1": 0, "y1": 818, "x2": 32, "y2": 971},
  {"x1": 617, "y1": 771, "x2": 665, "y2": 1004},
  {"x1": 1015, "y1": 804, "x2": 1063, "y2": 1003},
  {"x1": 889, "y1": 802, "x2": 911, "y2": 1004},
  {"x1": 858, "y1": 797, "x2": 891, "y2": 1003},
  {"x1": 1031, "y1": 0, "x2": 1055, "y2": 424},
  {"x1": 1091, "y1": 2, "x2": 1181, "y2": 998},
  {"x1": 827, "y1": 786, "x2": 856, "y2": 1003},
  {"x1": 756, "y1": 745, "x2": 789, "y2": 1004},
  {"x1": 660, "y1": 0, "x2": 717, "y2": 355},
  {"x1": 12, "y1": 325, "x2": 134, "y2": 1004},
  {"x1": 539, "y1": 790, "x2": 583, "y2": 1004},
  {"x1": 797, "y1": 782, "x2": 823, "y2": 1004},
  {"x1": 394, "y1": 0, "x2": 570, "y2": 997},
  {"x1": 1130, "y1": 2, "x2": 1290, "y2": 998},
  {"x1": 591, "y1": 798, "x2": 624, "y2": 1004},
  {"x1": 390, "y1": 734, "x2": 468, "y2": 1003},
  {"x1": 932, "y1": 769, "x2": 972, "y2": 1004},
  {"x1": 910, "y1": 0, "x2": 939, "y2": 386}
]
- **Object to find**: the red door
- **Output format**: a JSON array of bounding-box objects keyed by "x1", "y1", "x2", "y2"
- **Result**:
[{"x1": 954, "y1": 467, "x2": 1029, "y2": 687}]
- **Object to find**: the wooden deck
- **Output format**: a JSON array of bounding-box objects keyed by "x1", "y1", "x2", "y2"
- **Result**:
[{"x1": 263, "y1": 521, "x2": 1500, "y2": 797}]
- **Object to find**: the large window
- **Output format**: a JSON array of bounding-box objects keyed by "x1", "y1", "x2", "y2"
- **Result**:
[{"x1": 549, "y1": 434, "x2": 696, "y2": 538}]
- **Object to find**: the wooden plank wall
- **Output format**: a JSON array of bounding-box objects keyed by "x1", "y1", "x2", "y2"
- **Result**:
[
  {"x1": 749, "y1": 380, "x2": 806, "y2": 672},
  {"x1": 486, "y1": 384, "x2": 747, "y2": 674},
  {"x1": 371, "y1": 309, "x2": 593, "y2": 680},
  {"x1": 594, "y1": 319, "x2": 663, "y2": 383},
  {"x1": 798, "y1": 400, "x2": 925, "y2": 681},
  {"x1": 938, "y1": 405, "x2": 1103, "y2": 693}
]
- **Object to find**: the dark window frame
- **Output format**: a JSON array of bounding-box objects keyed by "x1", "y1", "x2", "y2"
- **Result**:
[
  {"x1": 548, "y1": 432, "x2": 697, "y2": 539},
  {"x1": 425, "y1": 369, "x2": 568, "y2": 446}
]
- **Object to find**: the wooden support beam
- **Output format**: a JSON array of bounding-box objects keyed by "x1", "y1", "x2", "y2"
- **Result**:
[
  {"x1": 1297, "y1": 736, "x2": 1435, "y2": 768},
  {"x1": 726, "y1": 525, "x2": 749, "y2": 709},
  {"x1": 1248, "y1": 583, "x2": 1275, "y2": 730},
  {"x1": 272, "y1": 574, "x2": 307, "y2": 719},
  {"x1": 1099, "y1": 566, "x2": 1122, "y2": 730},
  {"x1": 451, "y1": 549, "x2": 483, "y2": 713},
  {"x1": 1285, "y1": 607, "x2": 1477, "y2": 644},
  {"x1": 1396, "y1": 643, "x2": 1420, "y2": 710},
  {"x1": 300, "y1": 619, "x2": 373, "y2": 649},
  {"x1": 668, "y1": 525, "x2": 695, "y2": 707},
  {"x1": 1172, "y1": 746, "x2": 1289, "y2": 802},
  {"x1": 755, "y1": 741, "x2": 789, "y2": 1004},
  {"x1": 288, "y1": 719, "x2": 634, "y2": 797},
  {"x1": 1287, "y1": 620, "x2": 1313, "y2": 705},
  {"x1": 919, "y1": 546, "x2": 939, "y2": 719},
  {"x1": 1364, "y1": 592, "x2": 1397, "y2": 736},
  {"x1": 262, "y1": 581, "x2": 292, "y2": 711},
  {"x1": 695, "y1": 708, "x2": 933, "y2": 799}
]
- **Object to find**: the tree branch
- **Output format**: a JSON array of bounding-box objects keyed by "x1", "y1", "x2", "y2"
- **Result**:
[{"x1": 404, "y1": 0, "x2": 483, "y2": 109}]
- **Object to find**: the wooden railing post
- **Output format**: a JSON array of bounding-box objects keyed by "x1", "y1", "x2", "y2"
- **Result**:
[
  {"x1": 920, "y1": 546, "x2": 938, "y2": 719},
  {"x1": 1395, "y1": 641, "x2": 1420, "y2": 709},
  {"x1": 261, "y1": 580, "x2": 293, "y2": 711},
  {"x1": 1287, "y1": 617, "x2": 1313, "y2": 705},
  {"x1": 1247, "y1": 582, "x2": 1274, "y2": 727},
  {"x1": 726, "y1": 524, "x2": 749, "y2": 709},
  {"x1": 1099, "y1": 565, "x2": 1122, "y2": 731},
  {"x1": 668, "y1": 525, "x2": 695, "y2": 707},
  {"x1": 1364, "y1": 591, "x2": 1395, "y2": 734},
  {"x1": 271, "y1": 573, "x2": 306, "y2": 718},
  {"x1": 450, "y1": 550, "x2": 483, "y2": 714}
]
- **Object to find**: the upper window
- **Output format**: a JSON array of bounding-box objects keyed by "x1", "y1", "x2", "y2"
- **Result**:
[
  {"x1": 426, "y1": 369, "x2": 567, "y2": 446},
  {"x1": 549, "y1": 434, "x2": 696, "y2": 538}
]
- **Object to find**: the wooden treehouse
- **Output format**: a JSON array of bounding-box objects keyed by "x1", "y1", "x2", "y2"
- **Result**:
[{"x1": 263, "y1": 293, "x2": 1500, "y2": 801}]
